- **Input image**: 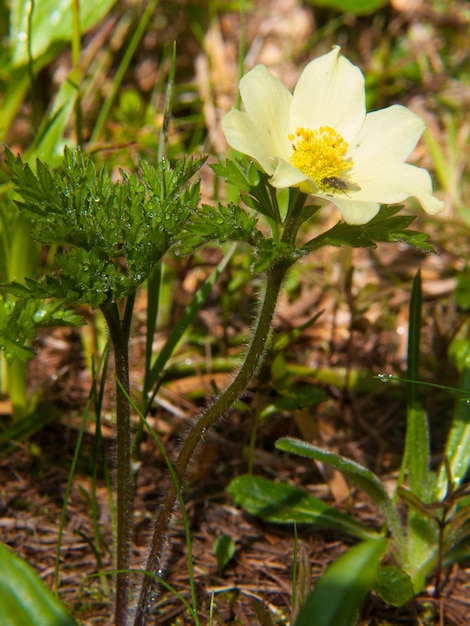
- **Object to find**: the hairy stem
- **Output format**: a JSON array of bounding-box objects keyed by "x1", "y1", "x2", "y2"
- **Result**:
[
  {"x1": 102, "y1": 294, "x2": 135, "y2": 626},
  {"x1": 133, "y1": 260, "x2": 290, "y2": 625}
]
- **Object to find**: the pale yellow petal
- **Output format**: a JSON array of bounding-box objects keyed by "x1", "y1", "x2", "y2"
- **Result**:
[
  {"x1": 330, "y1": 198, "x2": 380, "y2": 225},
  {"x1": 331, "y1": 162, "x2": 443, "y2": 223},
  {"x1": 366, "y1": 163, "x2": 444, "y2": 214},
  {"x1": 291, "y1": 46, "x2": 365, "y2": 140},
  {"x1": 350, "y1": 105, "x2": 426, "y2": 169},
  {"x1": 222, "y1": 108, "x2": 277, "y2": 173},
  {"x1": 269, "y1": 157, "x2": 310, "y2": 188},
  {"x1": 239, "y1": 65, "x2": 292, "y2": 160}
]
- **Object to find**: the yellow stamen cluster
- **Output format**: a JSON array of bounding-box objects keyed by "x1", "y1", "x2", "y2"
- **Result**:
[{"x1": 288, "y1": 126, "x2": 353, "y2": 189}]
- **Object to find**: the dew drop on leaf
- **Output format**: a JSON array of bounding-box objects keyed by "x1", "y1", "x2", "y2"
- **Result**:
[{"x1": 377, "y1": 373, "x2": 394, "y2": 383}]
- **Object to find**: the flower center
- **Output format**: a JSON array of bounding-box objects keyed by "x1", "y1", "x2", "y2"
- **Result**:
[{"x1": 288, "y1": 126, "x2": 353, "y2": 190}]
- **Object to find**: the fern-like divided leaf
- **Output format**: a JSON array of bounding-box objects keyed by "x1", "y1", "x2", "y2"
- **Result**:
[
  {"x1": 4, "y1": 147, "x2": 205, "y2": 307},
  {"x1": 0, "y1": 295, "x2": 84, "y2": 364},
  {"x1": 302, "y1": 205, "x2": 436, "y2": 254}
]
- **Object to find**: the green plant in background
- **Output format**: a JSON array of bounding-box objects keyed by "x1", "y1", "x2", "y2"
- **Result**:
[
  {"x1": 230, "y1": 272, "x2": 470, "y2": 623},
  {"x1": 0, "y1": 0, "x2": 109, "y2": 420},
  {"x1": 0, "y1": 0, "x2": 165, "y2": 422},
  {"x1": 307, "y1": 0, "x2": 388, "y2": 17},
  {"x1": 2, "y1": 0, "x2": 117, "y2": 151}
]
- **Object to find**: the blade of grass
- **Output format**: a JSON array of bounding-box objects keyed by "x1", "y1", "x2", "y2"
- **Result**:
[
  {"x1": 89, "y1": 345, "x2": 112, "y2": 596},
  {"x1": 228, "y1": 474, "x2": 379, "y2": 540},
  {"x1": 437, "y1": 366, "x2": 470, "y2": 496},
  {"x1": 90, "y1": 0, "x2": 160, "y2": 143},
  {"x1": 54, "y1": 343, "x2": 110, "y2": 594},
  {"x1": 400, "y1": 270, "x2": 431, "y2": 501},
  {"x1": 142, "y1": 41, "x2": 176, "y2": 401},
  {"x1": 144, "y1": 263, "x2": 162, "y2": 399},
  {"x1": 143, "y1": 243, "x2": 237, "y2": 415},
  {"x1": 400, "y1": 271, "x2": 435, "y2": 591},
  {"x1": 157, "y1": 42, "x2": 176, "y2": 161},
  {"x1": 276, "y1": 437, "x2": 405, "y2": 558}
]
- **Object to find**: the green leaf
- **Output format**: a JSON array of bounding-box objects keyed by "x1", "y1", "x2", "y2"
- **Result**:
[
  {"x1": 251, "y1": 239, "x2": 300, "y2": 274},
  {"x1": 177, "y1": 202, "x2": 260, "y2": 254},
  {"x1": 307, "y1": 0, "x2": 388, "y2": 16},
  {"x1": 212, "y1": 158, "x2": 282, "y2": 224},
  {"x1": 211, "y1": 159, "x2": 258, "y2": 193},
  {"x1": 276, "y1": 438, "x2": 390, "y2": 510},
  {"x1": 373, "y1": 566, "x2": 415, "y2": 607},
  {"x1": 404, "y1": 404, "x2": 432, "y2": 500},
  {"x1": 227, "y1": 475, "x2": 379, "y2": 540},
  {"x1": 10, "y1": 0, "x2": 118, "y2": 67},
  {"x1": 213, "y1": 534, "x2": 236, "y2": 575},
  {"x1": 302, "y1": 205, "x2": 435, "y2": 255},
  {"x1": 0, "y1": 295, "x2": 84, "y2": 364},
  {"x1": 455, "y1": 267, "x2": 470, "y2": 311},
  {"x1": 0, "y1": 542, "x2": 76, "y2": 625},
  {"x1": 294, "y1": 538, "x2": 388, "y2": 626},
  {"x1": 437, "y1": 365, "x2": 470, "y2": 496},
  {"x1": 276, "y1": 437, "x2": 406, "y2": 557},
  {"x1": 5, "y1": 148, "x2": 203, "y2": 307}
]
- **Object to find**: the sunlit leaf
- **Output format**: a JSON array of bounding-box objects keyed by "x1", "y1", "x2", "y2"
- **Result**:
[
  {"x1": 276, "y1": 437, "x2": 406, "y2": 556},
  {"x1": 5, "y1": 148, "x2": 204, "y2": 307},
  {"x1": 10, "y1": 0, "x2": 118, "y2": 66},
  {"x1": 302, "y1": 205, "x2": 435, "y2": 254},
  {"x1": 228, "y1": 474, "x2": 379, "y2": 540},
  {"x1": 294, "y1": 538, "x2": 388, "y2": 626},
  {"x1": 306, "y1": 0, "x2": 388, "y2": 16},
  {"x1": 373, "y1": 565, "x2": 415, "y2": 607}
]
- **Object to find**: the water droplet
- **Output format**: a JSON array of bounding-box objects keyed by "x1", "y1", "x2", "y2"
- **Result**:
[{"x1": 377, "y1": 373, "x2": 394, "y2": 383}]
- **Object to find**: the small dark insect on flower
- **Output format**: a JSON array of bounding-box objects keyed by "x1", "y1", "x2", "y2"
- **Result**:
[{"x1": 321, "y1": 176, "x2": 361, "y2": 194}]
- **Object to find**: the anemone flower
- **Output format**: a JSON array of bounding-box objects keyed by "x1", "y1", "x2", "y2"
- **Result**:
[{"x1": 222, "y1": 46, "x2": 444, "y2": 225}]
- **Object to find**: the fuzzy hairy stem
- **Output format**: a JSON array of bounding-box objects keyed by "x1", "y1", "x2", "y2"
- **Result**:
[
  {"x1": 102, "y1": 294, "x2": 135, "y2": 626},
  {"x1": 133, "y1": 189, "x2": 305, "y2": 624},
  {"x1": 133, "y1": 260, "x2": 289, "y2": 625}
]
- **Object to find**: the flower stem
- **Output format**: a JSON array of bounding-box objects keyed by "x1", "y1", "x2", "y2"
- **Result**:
[
  {"x1": 101, "y1": 293, "x2": 136, "y2": 626},
  {"x1": 133, "y1": 189, "x2": 305, "y2": 624},
  {"x1": 133, "y1": 259, "x2": 291, "y2": 625}
]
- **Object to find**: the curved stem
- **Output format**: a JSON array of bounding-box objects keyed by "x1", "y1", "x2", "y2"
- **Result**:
[
  {"x1": 133, "y1": 260, "x2": 290, "y2": 625},
  {"x1": 101, "y1": 293, "x2": 136, "y2": 626}
]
